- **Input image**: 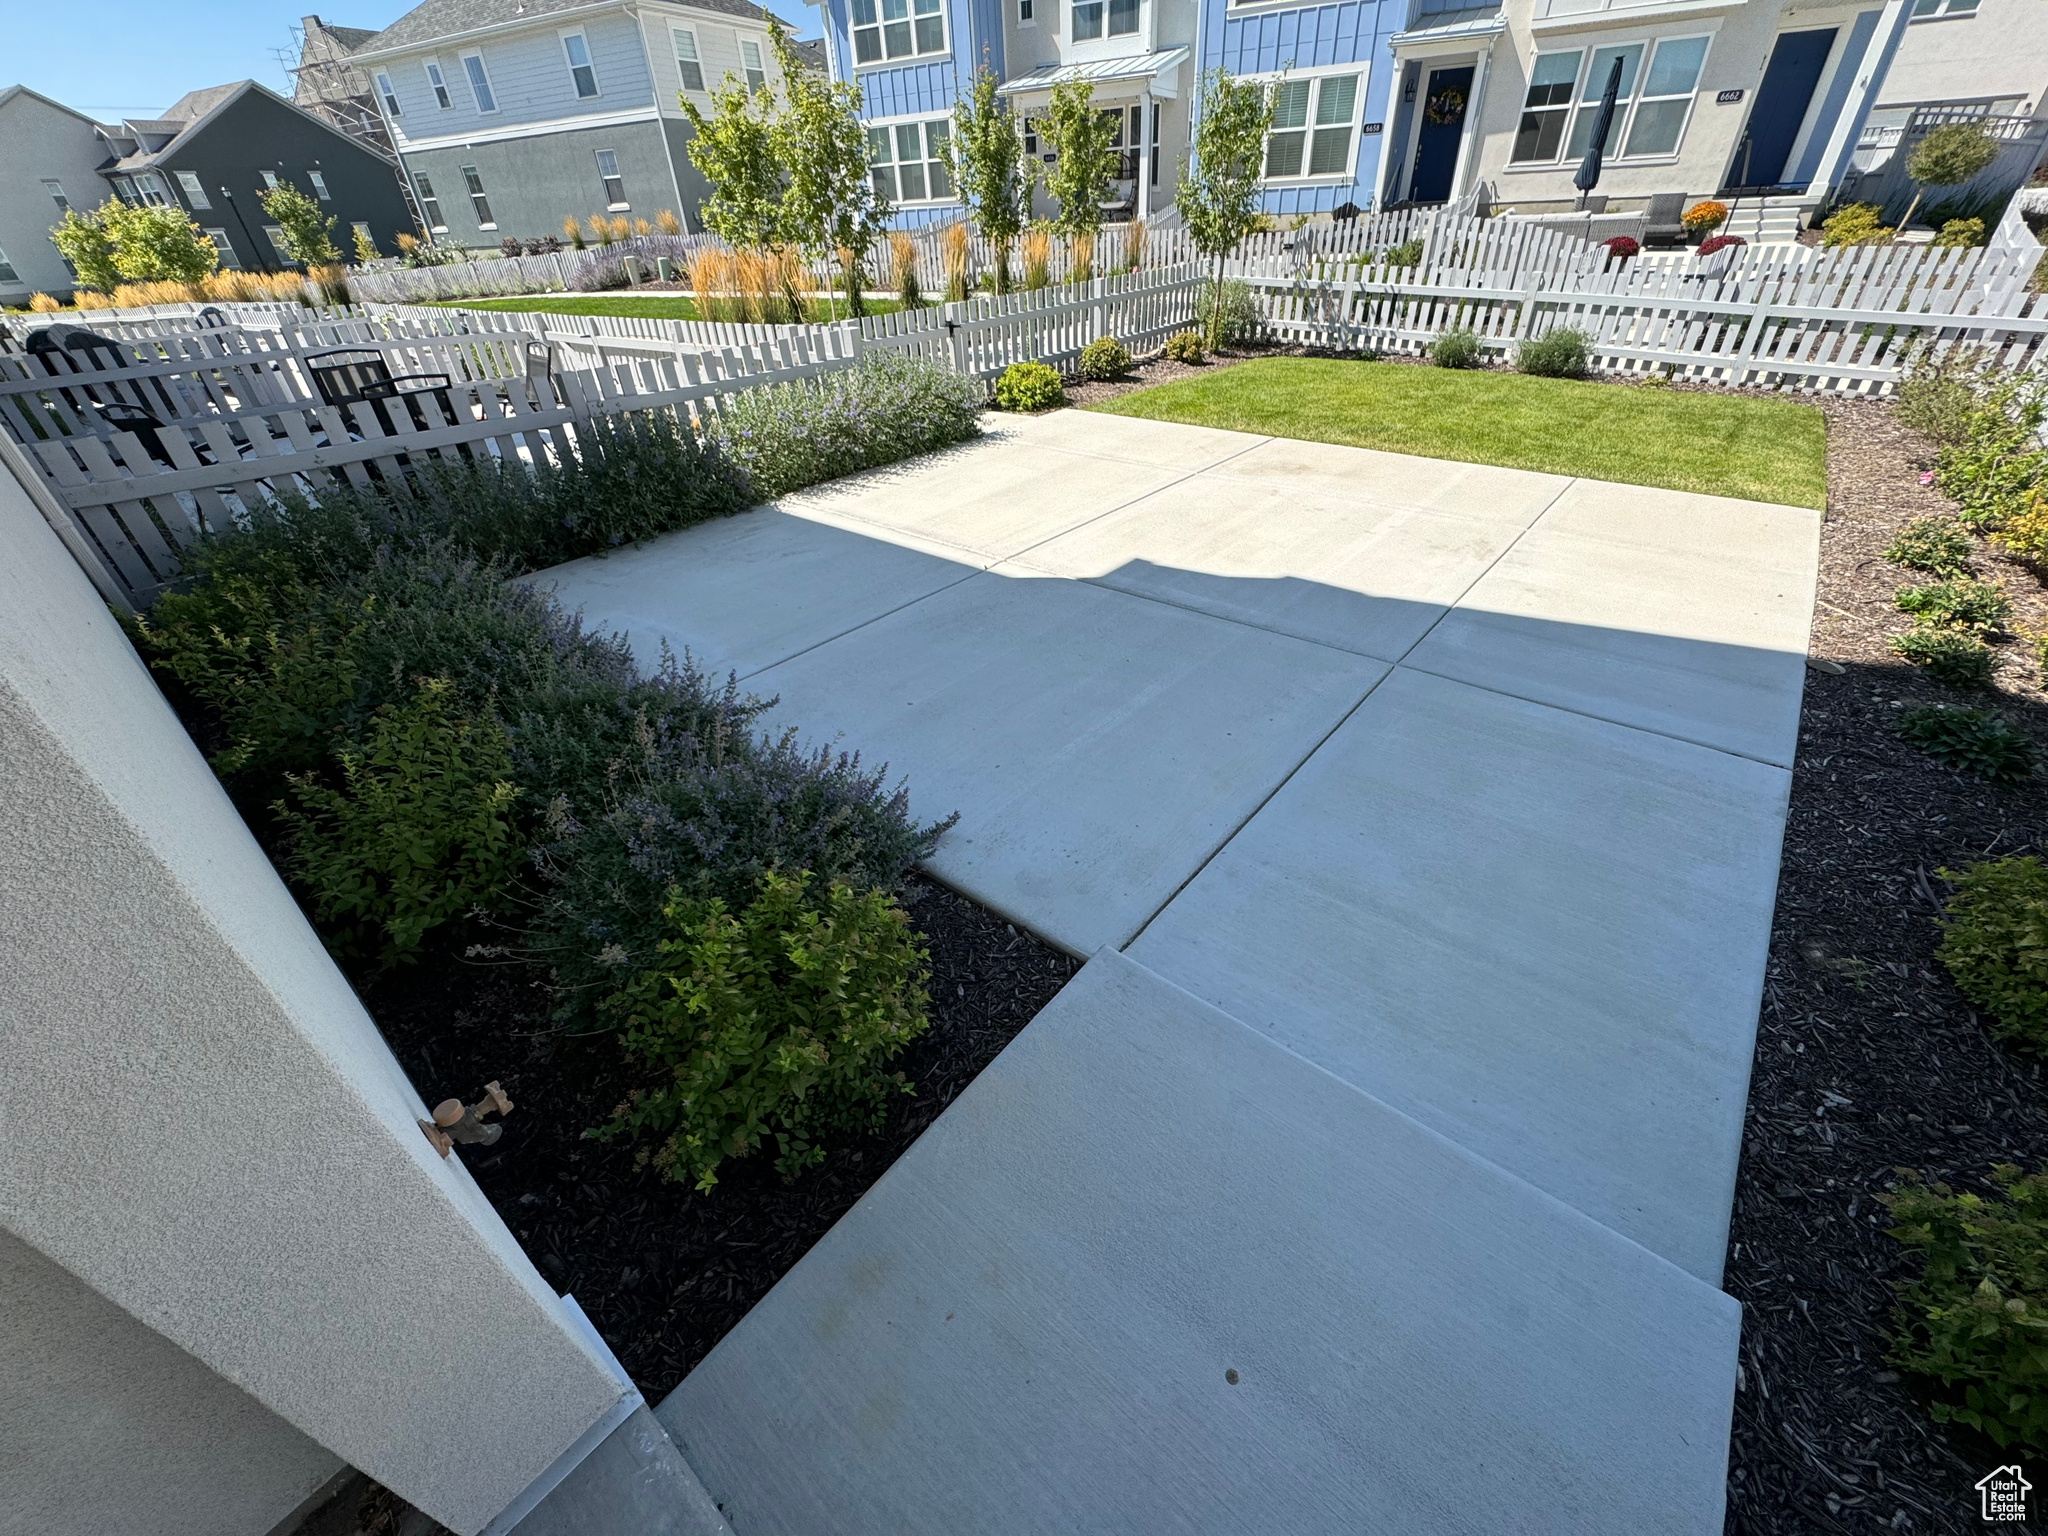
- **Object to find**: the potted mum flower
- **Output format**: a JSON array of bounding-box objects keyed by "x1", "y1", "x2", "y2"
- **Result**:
[
  {"x1": 1601, "y1": 235, "x2": 1640, "y2": 265},
  {"x1": 1681, "y1": 200, "x2": 1729, "y2": 244}
]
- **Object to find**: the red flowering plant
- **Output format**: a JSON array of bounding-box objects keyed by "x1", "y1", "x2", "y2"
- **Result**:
[
  {"x1": 1696, "y1": 234, "x2": 1747, "y2": 257},
  {"x1": 1601, "y1": 235, "x2": 1640, "y2": 262}
]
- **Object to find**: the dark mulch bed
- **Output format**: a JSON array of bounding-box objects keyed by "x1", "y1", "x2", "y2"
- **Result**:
[
  {"x1": 1724, "y1": 397, "x2": 2048, "y2": 1533},
  {"x1": 361, "y1": 874, "x2": 1079, "y2": 1401}
]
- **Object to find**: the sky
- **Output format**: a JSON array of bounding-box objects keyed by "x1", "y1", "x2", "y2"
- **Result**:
[{"x1": 8, "y1": 0, "x2": 821, "y2": 124}]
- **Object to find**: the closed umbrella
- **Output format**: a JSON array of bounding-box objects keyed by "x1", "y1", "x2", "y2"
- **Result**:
[{"x1": 1573, "y1": 57, "x2": 1624, "y2": 211}]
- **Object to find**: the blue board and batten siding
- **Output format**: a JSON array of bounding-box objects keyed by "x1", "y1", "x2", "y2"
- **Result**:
[{"x1": 1202, "y1": 0, "x2": 1402, "y2": 212}]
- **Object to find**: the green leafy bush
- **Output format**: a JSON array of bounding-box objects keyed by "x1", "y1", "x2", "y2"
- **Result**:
[
  {"x1": 1197, "y1": 278, "x2": 1264, "y2": 348},
  {"x1": 1821, "y1": 202, "x2": 1894, "y2": 248},
  {"x1": 593, "y1": 870, "x2": 931, "y2": 1191},
  {"x1": 1164, "y1": 329, "x2": 1206, "y2": 364},
  {"x1": 1935, "y1": 372, "x2": 2048, "y2": 528},
  {"x1": 1993, "y1": 487, "x2": 2048, "y2": 568},
  {"x1": 1885, "y1": 517, "x2": 1976, "y2": 575},
  {"x1": 274, "y1": 677, "x2": 524, "y2": 965},
  {"x1": 1891, "y1": 625, "x2": 1997, "y2": 686},
  {"x1": 1883, "y1": 1165, "x2": 2048, "y2": 1450},
  {"x1": 1381, "y1": 237, "x2": 1425, "y2": 269},
  {"x1": 1078, "y1": 336, "x2": 1132, "y2": 381},
  {"x1": 992, "y1": 360, "x2": 1065, "y2": 412},
  {"x1": 1936, "y1": 217, "x2": 1988, "y2": 250},
  {"x1": 1430, "y1": 328, "x2": 1482, "y2": 369},
  {"x1": 1898, "y1": 705, "x2": 2037, "y2": 782},
  {"x1": 707, "y1": 353, "x2": 984, "y2": 498},
  {"x1": 1896, "y1": 347, "x2": 1995, "y2": 446},
  {"x1": 1895, "y1": 577, "x2": 2010, "y2": 633},
  {"x1": 1517, "y1": 327, "x2": 1590, "y2": 380},
  {"x1": 1938, "y1": 857, "x2": 2048, "y2": 1048}
]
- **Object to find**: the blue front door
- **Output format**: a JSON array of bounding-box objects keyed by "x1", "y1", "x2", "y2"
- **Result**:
[
  {"x1": 1408, "y1": 66, "x2": 1474, "y2": 204},
  {"x1": 1728, "y1": 29, "x2": 1837, "y2": 190}
]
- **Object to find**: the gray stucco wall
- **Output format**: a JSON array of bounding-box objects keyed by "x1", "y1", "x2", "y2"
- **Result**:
[
  {"x1": 0, "y1": 471, "x2": 626, "y2": 1532},
  {"x1": 402, "y1": 120, "x2": 683, "y2": 247},
  {"x1": 0, "y1": 91, "x2": 111, "y2": 302},
  {"x1": 0, "y1": 1229, "x2": 342, "y2": 1536}
]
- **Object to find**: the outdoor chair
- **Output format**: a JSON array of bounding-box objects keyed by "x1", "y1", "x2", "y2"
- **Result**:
[
  {"x1": 1642, "y1": 192, "x2": 1689, "y2": 247},
  {"x1": 303, "y1": 347, "x2": 458, "y2": 438}
]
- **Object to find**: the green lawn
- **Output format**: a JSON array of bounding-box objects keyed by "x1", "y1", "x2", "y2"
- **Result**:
[
  {"x1": 1089, "y1": 357, "x2": 1828, "y2": 508},
  {"x1": 437, "y1": 294, "x2": 904, "y2": 322}
]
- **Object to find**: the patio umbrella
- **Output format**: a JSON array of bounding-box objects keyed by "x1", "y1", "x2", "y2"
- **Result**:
[{"x1": 1573, "y1": 57, "x2": 1625, "y2": 210}]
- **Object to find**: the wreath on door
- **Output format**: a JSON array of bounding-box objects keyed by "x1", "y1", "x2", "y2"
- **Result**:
[{"x1": 1425, "y1": 86, "x2": 1466, "y2": 125}]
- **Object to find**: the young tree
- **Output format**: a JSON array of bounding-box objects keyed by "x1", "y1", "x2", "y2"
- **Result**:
[
  {"x1": 1039, "y1": 80, "x2": 1120, "y2": 257},
  {"x1": 950, "y1": 57, "x2": 1032, "y2": 293},
  {"x1": 768, "y1": 18, "x2": 890, "y2": 316},
  {"x1": 682, "y1": 65, "x2": 786, "y2": 251},
  {"x1": 1175, "y1": 68, "x2": 1273, "y2": 345},
  {"x1": 49, "y1": 205, "x2": 120, "y2": 293},
  {"x1": 1902, "y1": 122, "x2": 2002, "y2": 230},
  {"x1": 352, "y1": 223, "x2": 380, "y2": 264},
  {"x1": 100, "y1": 199, "x2": 219, "y2": 284},
  {"x1": 258, "y1": 179, "x2": 341, "y2": 266}
]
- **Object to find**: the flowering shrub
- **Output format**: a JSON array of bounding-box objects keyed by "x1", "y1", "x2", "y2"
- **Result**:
[
  {"x1": 993, "y1": 360, "x2": 1066, "y2": 411},
  {"x1": 1601, "y1": 236, "x2": 1639, "y2": 263},
  {"x1": 1696, "y1": 234, "x2": 1747, "y2": 258},
  {"x1": 708, "y1": 352, "x2": 985, "y2": 500},
  {"x1": 1078, "y1": 336, "x2": 1132, "y2": 381},
  {"x1": 1681, "y1": 200, "x2": 1728, "y2": 236}
]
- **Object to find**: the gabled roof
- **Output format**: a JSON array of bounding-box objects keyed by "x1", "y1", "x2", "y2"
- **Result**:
[
  {"x1": 0, "y1": 84, "x2": 112, "y2": 130},
  {"x1": 361, "y1": 0, "x2": 767, "y2": 55},
  {"x1": 789, "y1": 37, "x2": 827, "y2": 75},
  {"x1": 96, "y1": 79, "x2": 394, "y2": 173},
  {"x1": 161, "y1": 82, "x2": 247, "y2": 123},
  {"x1": 316, "y1": 20, "x2": 383, "y2": 50}
]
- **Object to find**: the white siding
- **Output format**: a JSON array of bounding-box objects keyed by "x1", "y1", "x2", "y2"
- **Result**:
[
  {"x1": 641, "y1": 2, "x2": 788, "y2": 116},
  {"x1": 382, "y1": 12, "x2": 656, "y2": 138}
]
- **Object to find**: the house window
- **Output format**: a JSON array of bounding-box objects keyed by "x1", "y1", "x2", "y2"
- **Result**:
[
  {"x1": 1265, "y1": 73, "x2": 1361, "y2": 178},
  {"x1": 596, "y1": 148, "x2": 628, "y2": 207},
  {"x1": 868, "y1": 118, "x2": 954, "y2": 202},
  {"x1": 425, "y1": 59, "x2": 452, "y2": 109},
  {"x1": 309, "y1": 169, "x2": 332, "y2": 201},
  {"x1": 1108, "y1": 0, "x2": 1139, "y2": 36},
  {"x1": 261, "y1": 170, "x2": 280, "y2": 190},
  {"x1": 1020, "y1": 0, "x2": 1033, "y2": 21},
  {"x1": 851, "y1": 0, "x2": 945, "y2": 64},
  {"x1": 42, "y1": 178, "x2": 70, "y2": 212},
  {"x1": 1566, "y1": 43, "x2": 1643, "y2": 159},
  {"x1": 131, "y1": 172, "x2": 172, "y2": 206},
  {"x1": 264, "y1": 225, "x2": 294, "y2": 262},
  {"x1": 674, "y1": 28, "x2": 706, "y2": 91},
  {"x1": 1073, "y1": 0, "x2": 1102, "y2": 39},
  {"x1": 352, "y1": 221, "x2": 374, "y2": 253},
  {"x1": 462, "y1": 164, "x2": 495, "y2": 226},
  {"x1": 1512, "y1": 50, "x2": 1581, "y2": 162},
  {"x1": 741, "y1": 38, "x2": 767, "y2": 90},
  {"x1": 463, "y1": 52, "x2": 498, "y2": 113},
  {"x1": 415, "y1": 172, "x2": 446, "y2": 230},
  {"x1": 0, "y1": 246, "x2": 18, "y2": 285},
  {"x1": 375, "y1": 71, "x2": 402, "y2": 116},
  {"x1": 1912, "y1": 0, "x2": 1980, "y2": 15},
  {"x1": 1622, "y1": 35, "x2": 1708, "y2": 157},
  {"x1": 204, "y1": 228, "x2": 241, "y2": 268},
  {"x1": 175, "y1": 170, "x2": 211, "y2": 209},
  {"x1": 563, "y1": 31, "x2": 600, "y2": 97}
]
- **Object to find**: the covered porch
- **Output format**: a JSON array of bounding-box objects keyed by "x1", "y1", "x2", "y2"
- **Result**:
[{"x1": 997, "y1": 49, "x2": 1189, "y2": 222}]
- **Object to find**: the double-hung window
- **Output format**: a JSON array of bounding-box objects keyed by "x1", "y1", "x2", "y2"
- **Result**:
[
  {"x1": 204, "y1": 229, "x2": 239, "y2": 268},
  {"x1": 462, "y1": 164, "x2": 495, "y2": 227},
  {"x1": 0, "y1": 246, "x2": 18, "y2": 285},
  {"x1": 1511, "y1": 50, "x2": 1580, "y2": 162},
  {"x1": 741, "y1": 38, "x2": 768, "y2": 90},
  {"x1": 596, "y1": 149, "x2": 628, "y2": 207},
  {"x1": 867, "y1": 118, "x2": 954, "y2": 202},
  {"x1": 375, "y1": 71, "x2": 402, "y2": 116},
  {"x1": 1265, "y1": 72, "x2": 1362, "y2": 178},
  {"x1": 1511, "y1": 36, "x2": 1708, "y2": 165},
  {"x1": 673, "y1": 29, "x2": 706, "y2": 91},
  {"x1": 1565, "y1": 44, "x2": 1642, "y2": 159},
  {"x1": 308, "y1": 169, "x2": 332, "y2": 201},
  {"x1": 462, "y1": 52, "x2": 497, "y2": 113},
  {"x1": 414, "y1": 172, "x2": 446, "y2": 230},
  {"x1": 425, "y1": 58, "x2": 452, "y2": 109},
  {"x1": 261, "y1": 170, "x2": 280, "y2": 190},
  {"x1": 851, "y1": 0, "x2": 945, "y2": 64},
  {"x1": 42, "y1": 178, "x2": 69, "y2": 213},
  {"x1": 563, "y1": 31, "x2": 600, "y2": 97},
  {"x1": 175, "y1": 171, "x2": 211, "y2": 209},
  {"x1": 1072, "y1": 0, "x2": 1103, "y2": 38},
  {"x1": 1623, "y1": 36, "x2": 1708, "y2": 156},
  {"x1": 1019, "y1": 0, "x2": 1033, "y2": 21},
  {"x1": 132, "y1": 172, "x2": 172, "y2": 206},
  {"x1": 1108, "y1": 0, "x2": 1139, "y2": 35},
  {"x1": 264, "y1": 225, "x2": 294, "y2": 262}
]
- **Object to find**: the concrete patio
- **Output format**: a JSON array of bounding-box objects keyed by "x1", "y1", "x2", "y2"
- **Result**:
[{"x1": 532, "y1": 408, "x2": 1821, "y2": 1530}]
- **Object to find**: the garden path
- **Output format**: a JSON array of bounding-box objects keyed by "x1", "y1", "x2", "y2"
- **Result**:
[{"x1": 531, "y1": 410, "x2": 1820, "y2": 1532}]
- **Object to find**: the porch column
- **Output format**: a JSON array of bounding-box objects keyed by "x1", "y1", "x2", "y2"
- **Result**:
[
  {"x1": 1449, "y1": 40, "x2": 1495, "y2": 202},
  {"x1": 1806, "y1": 0, "x2": 1914, "y2": 203},
  {"x1": 1138, "y1": 88, "x2": 1154, "y2": 221}
]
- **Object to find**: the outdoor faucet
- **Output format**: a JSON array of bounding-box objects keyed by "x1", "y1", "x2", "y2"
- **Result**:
[{"x1": 418, "y1": 1082, "x2": 514, "y2": 1158}]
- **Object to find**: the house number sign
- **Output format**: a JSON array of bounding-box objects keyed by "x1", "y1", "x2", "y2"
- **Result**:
[{"x1": 1716, "y1": 89, "x2": 1744, "y2": 103}]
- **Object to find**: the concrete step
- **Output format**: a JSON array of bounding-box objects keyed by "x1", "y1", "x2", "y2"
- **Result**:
[{"x1": 656, "y1": 950, "x2": 1740, "y2": 1535}]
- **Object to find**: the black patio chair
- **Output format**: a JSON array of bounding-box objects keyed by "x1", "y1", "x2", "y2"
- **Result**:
[
  {"x1": 1642, "y1": 192, "x2": 1690, "y2": 247},
  {"x1": 303, "y1": 347, "x2": 458, "y2": 437},
  {"x1": 86, "y1": 399, "x2": 184, "y2": 469}
]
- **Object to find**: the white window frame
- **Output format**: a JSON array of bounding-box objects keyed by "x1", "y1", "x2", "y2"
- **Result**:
[
  {"x1": 425, "y1": 57, "x2": 453, "y2": 109},
  {"x1": 849, "y1": 0, "x2": 947, "y2": 68},
  {"x1": 130, "y1": 171, "x2": 172, "y2": 206},
  {"x1": 0, "y1": 245, "x2": 18, "y2": 285},
  {"x1": 1911, "y1": 0, "x2": 1979, "y2": 18},
  {"x1": 866, "y1": 113, "x2": 956, "y2": 204},
  {"x1": 261, "y1": 170, "x2": 281, "y2": 190},
  {"x1": 740, "y1": 36, "x2": 768, "y2": 90},
  {"x1": 263, "y1": 225, "x2": 294, "y2": 263},
  {"x1": 375, "y1": 70, "x2": 402, "y2": 116},
  {"x1": 308, "y1": 169, "x2": 332, "y2": 201},
  {"x1": 175, "y1": 170, "x2": 211, "y2": 209},
  {"x1": 1249, "y1": 67, "x2": 1368, "y2": 183},
  {"x1": 351, "y1": 221, "x2": 374, "y2": 253},
  {"x1": 204, "y1": 228, "x2": 241, "y2": 269},
  {"x1": 42, "y1": 178, "x2": 70, "y2": 212},
  {"x1": 595, "y1": 148, "x2": 630, "y2": 208},
  {"x1": 1073, "y1": 0, "x2": 1139, "y2": 41},
  {"x1": 461, "y1": 163, "x2": 496, "y2": 228},
  {"x1": 561, "y1": 28, "x2": 602, "y2": 98},
  {"x1": 1019, "y1": 0, "x2": 1034, "y2": 24},
  {"x1": 1507, "y1": 32, "x2": 1713, "y2": 170},
  {"x1": 414, "y1": 172, "x2": 447, "y2": 231},
  {"x1": 672, "y1": 26, "x2": 707, "y2": 92},
  {"x1": 462, "y1": 51, "x2": 499, "y2": 114}
]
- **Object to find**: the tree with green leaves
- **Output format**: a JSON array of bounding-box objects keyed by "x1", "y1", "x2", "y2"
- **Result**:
[
  {"x1": 1039, "y1": 80, "x2": 1120, "y2": 257},
  {"x1": 258, "y1": 179, "x2": 342, "y2": 266},
  {"x1": 49, "y1": 205, "x2": 120, "y2": 292},
  {"x1": 1175, "y1": 68, "x2": 1273, "y2": 346},
  {"x1": 767, "y1": 18, "x2": 890, "y2": 317},
  {"x1": 950, "y1": 57, "x2": 1031, "y2": 293},
  {"x1": 352, "y1": 223, "x2": 380, "y2": 264},
  {"x1": 681, "y1": 56, "x2": 786, "y2": 251},
  {"x1": 1902, "y1": 122, "x2": 2002, "y2": 230}
]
